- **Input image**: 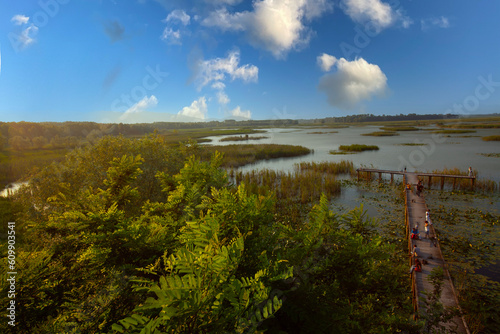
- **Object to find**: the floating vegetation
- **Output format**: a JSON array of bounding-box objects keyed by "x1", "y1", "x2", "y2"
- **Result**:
[
  {"x1": 479, "y1": 153, "x2": 500, "y2": 158},
  {"x1": 397, "y1": 143, "x2": 427, "y2": 146},
  {"x1": 425, "y1": 191, "x2": 500, "y2": 333},
  {"x1": 432, "y1": 129, "x2": 477, "y2": 134},
  {"x1": 338, "y1": 144, "x2": 380, "y2": 152},
  {"x1": 362, "y1": 131, "x2": 399, "y2": 136},
  {"x1": 219, "y1": 135, "x2": 268, "y2": 142},
  {"x1": 380, "y1": 126, "x2": 420, "y2": 131},
  {"x1": 482, "y1": 135, "x2": 500, "y2": 141}
]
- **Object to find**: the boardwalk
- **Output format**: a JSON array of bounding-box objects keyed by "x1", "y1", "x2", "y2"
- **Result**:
[{"x1": 405, "y1": 172, "x2": 469, "y2": 333}]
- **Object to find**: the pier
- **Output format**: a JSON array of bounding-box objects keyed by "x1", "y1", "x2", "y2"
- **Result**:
[{"x1": 357, "y1": 168, "x2": 471, "y2": 333}]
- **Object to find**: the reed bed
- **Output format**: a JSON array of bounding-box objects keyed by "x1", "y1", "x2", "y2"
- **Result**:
[
  {"x1": 439, "y1": 123, "x2": 500, "y2": 129},
  {"x1": 337, "y1": 144, "x2": 379, "y2": 152},
  {"x1": 219, "y1": 135, "x2": 268, "y2": 142},
  {"x1": 201, "y1": 144, "x2": 311, "y2": 167},
  {"x1": 380, "y1": 126, "x2": 419, "y2": 131},
  {"x1": 432, "y1": 129, "x2": 476, "y2": 134},
  {"x1": 232, "y1": 168, "x2": 342, "y2": 226},
  {"x1": 482, "y1": 135, "x2": 500, "y2": 141},
  {"x1": 362, "y1": 131, "x2": 399, "y2": 136},
  {"x1": 295, "y1": 160, "x2": 354, "y2": 175}
]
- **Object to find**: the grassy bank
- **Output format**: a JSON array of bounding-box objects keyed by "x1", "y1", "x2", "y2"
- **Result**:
[
  {"x1": 432, "y1": 129, "x2": 477, "y2": 134},
  {"x1": 380, "y1": 126, "x2": 420, "y2": 131}
]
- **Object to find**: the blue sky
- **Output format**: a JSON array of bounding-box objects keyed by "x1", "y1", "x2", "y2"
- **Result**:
[{"x1": 1, "y1": 0, "x2": 500, "y2": 123}]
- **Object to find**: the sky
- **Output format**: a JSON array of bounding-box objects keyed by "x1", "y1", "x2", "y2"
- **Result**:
[{"x1": 1, "y1": 0, "x2": 500, "y2": 123}]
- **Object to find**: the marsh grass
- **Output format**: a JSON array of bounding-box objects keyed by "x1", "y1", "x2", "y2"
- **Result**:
[
  {"x1": 362, "y1": 131, "x2": 399, "y2": 136},
  {"x1": 439, "y1": 123, "x2": 500, "y2": 129},
  {"x1": 233, "y1": 168, "x2": 342, "y2": 226},
  {"x1": 338, "y1": 144, "x2": 379, "y2": 152},
  {"x1": 482, "y1": 135, "x2": 500, "y2": 141},
  {"x1": 219, "y1": 135, "x2": 268, "y2": 142},
  {"x1": 479, "y1": 153, "x2": 500, "y2": 158},
  {"x1": 380, "y1": 126, "x2": 420, "y2": 131},
  {"x1": 201, "y1": 144, "x2": 311, "y2": 168},
  {"x1": 432, "y1": 130, "x2": 476, "y2": 134},
  {"x1": 296, "y1": 160, "x2": 354, "y2": 175}
]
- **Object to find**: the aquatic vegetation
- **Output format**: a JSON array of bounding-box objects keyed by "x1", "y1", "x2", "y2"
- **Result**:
[
  {"x1": 416, "y1": 167, "x2": 499, "y2": 192},
  {"x1": 380, "y1": 126, "x2": 420, "y2": 131},
  {"x1": 482, "y1": 135, "x2": 500, "y2": 141},
  {"x1": 338, "y1": 144, "x2": 380, "y2": 152},
  {"x1": 362, "y1": 131, "x2": 399, "y2": 136},
  {"x1": 219, "y1": 135, "x2": 268, "y2": 142},
  {"x1": 201, "y1": 144, "x2": 311, "y2": 167},
  {"x1": 479, "y1": 153, "x2": 500, "y2": 158},
  {"x1": 296, "y1": 160, "x2": 354, "y2": 175},
  {"x1": 432, "y1": 129, "x2": 477, "y2": 134},
  {"x1": 426, "y1": 190, "x2": 500, "y2": 333}
]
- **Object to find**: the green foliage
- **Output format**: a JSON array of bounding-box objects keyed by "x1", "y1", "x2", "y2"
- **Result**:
[
  {"x1": 113, "y1": 216, "x2": 292, "y2": 333},
  {"x1": 335, "y1": 144, "x2": 379, "y2": 152}
]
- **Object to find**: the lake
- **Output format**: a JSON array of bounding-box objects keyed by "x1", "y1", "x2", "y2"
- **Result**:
[{"x1": 203, "y1": 125, "x2": 500, "y2": 182}]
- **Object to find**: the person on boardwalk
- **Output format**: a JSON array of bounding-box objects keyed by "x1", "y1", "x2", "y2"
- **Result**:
[
  {"x1": 424, "y1": 221, "x2": 429, "y2": 239},
  {"x1": 468, "y1": 166, "x2": 473, "y2": 177},
  {"x1": 426, "y1": 210, "x2": 431, "y2": 225},
  {"x1": 413, "y1": 244, "x2": 420, "y2": 258}
]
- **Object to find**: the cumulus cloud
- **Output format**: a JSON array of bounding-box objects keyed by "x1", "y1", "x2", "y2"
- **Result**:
[
  {"x1": 195, "y1": 50, "x2": 258, "y2": 89},
  {"x1": 421, "y1": 16, "x2": 450, "y2": 31},
  {"x1": 121, "y1": 95, "x2": 158, "y2": 119},
  {"x1": 202, "y1": 0, "x2": 332, "y2": 58},
  {"x1": 317, "y1": 53, "x2": 337, "y2": 72},
  {"x1": 104, "y1": 20, "x2": 125, "y2": 42},
  {"x1": 11, "y1": 14, "x2": 30, "y2": 25},
  {"x1": 165, "y1": 9, "x2": 190, "y2": 25},
  {"x1": 229, "y1": 106, "x2": 251, "y2": 119},
  {"x1": 318, "y1": 55, "x2": 388, "y2": 109},
  {"x1": 341, "y1": 0, "x2": 410, "y2": 31},
  {"x1": 178, "y1": 97, "x2": 208, "y2": 119}
]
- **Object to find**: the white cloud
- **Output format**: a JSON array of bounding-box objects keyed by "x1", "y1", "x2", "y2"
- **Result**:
[
  {"x1": 178, "y1": 97, "x2": 208, "y2": 119},
  {"x1": 161, "y1": 27, "x2": 182, "y2": 44},
  {"x1": 341, "y1": 0, "x2": 410, "y2": 31},
  {"x1": 121, "y1": 95, "x2": 158, "y2": 119},
  {"x1": 165, "y1": 9, "x2": 190, "y2": 26},
  {"x1": 229, "y1": 106, "x2": 251, "y2": 119},
  {"x1": 318, "y1": 56, "x2": 388, "y2": 109},
  {"x1": 195, "y1": 50, "x2": 258, "y2": 89},
  {"x1": 217, "y1": 91, "x2": 230, "y2": 105},
  {"x1": 11, "y1": 15, "x2": 29, "y2": 25},
  {"x1": 317, "y1": 53, "x2": 337, "y2": 72},
  {"x1": 202, "y1": 0, "x2": 332, "y2": 58},
  {"x1": 16, "y1": 25, "x2": 39, "y2": 49},
  {"x1": 421, "y1": 16, "x2": 450, "y2": 31}
]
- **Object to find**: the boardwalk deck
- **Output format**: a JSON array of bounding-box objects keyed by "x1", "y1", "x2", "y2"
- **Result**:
[{"x1": 405, "y1": 172, "x2": 469, "y2": 333}]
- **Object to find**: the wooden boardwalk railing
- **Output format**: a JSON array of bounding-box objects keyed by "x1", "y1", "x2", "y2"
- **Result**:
[{"x1": 356, "y1": 168, "x2": 476, "y2": 190}]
